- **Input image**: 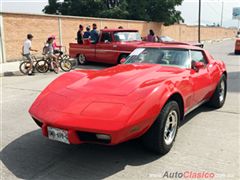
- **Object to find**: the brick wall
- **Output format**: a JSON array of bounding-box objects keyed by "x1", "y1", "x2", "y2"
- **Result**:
[{"x1": 1, "y1": 12, "x2": 237, "y2": 62}]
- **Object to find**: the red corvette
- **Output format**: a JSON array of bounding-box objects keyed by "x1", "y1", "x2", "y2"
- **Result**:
[{"x1": 29, "y1": 44, "x2": 227, "y2": 154}]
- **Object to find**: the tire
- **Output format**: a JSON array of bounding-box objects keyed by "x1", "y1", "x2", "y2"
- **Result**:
[
  {"x1": 118, "y1": 54, "x2": 128, "y2": 64},
  {"x1": 36, "y1": 59, "x2": 49, "y2": 73},
  {"x1": 19, "y1": 61, "x2": 31, "y2": 75},
  {"x1": 208, "y1": 74, "x2": 227, "y2": 108},
  {"x1": 142, "y1": 101, "x2": 180, "y2": 155},
  {"x1": 78, "y1": 54, "x2": 87, "y2": 65},
  {"x1": 59, "y1": 58, "x2": 72, "y2": 72}
]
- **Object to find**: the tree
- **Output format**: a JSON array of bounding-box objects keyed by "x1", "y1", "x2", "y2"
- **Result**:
[
  {"x1": 43, "y1": 0, "x2": 184, "y2": 25},
  {"x1": 145, "y1": 0, "x2": 184, "y2": 25},
  {"x1": 42, "y1": 0, "x2": 60, "y2": 14},
  {"x1": 99, "y1": 0, "x2": 129, "y2": 19}
]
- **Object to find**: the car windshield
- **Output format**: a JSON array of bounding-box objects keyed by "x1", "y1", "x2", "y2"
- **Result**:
[
  {"x1": 114, "y1": 32, "x2": 141, "y2": 42},
  {"x1": 159, "y1": 36, "x2": 174, "y2": 42},
  {"x1": 125, "y1": 48, "x2": 191, "y2": 68}
]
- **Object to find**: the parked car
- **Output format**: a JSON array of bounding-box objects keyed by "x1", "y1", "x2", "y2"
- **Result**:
[
  {"x1": 29, "y1": 43, "x2": 227, "y2": 155},
  {"x1": 157, "y1": 35, "x2": 204, "y2": 48},
  {"x1": 234, "y1": 38, "x2": 240, "y2": 54},
  {"x1": 69, "y1": 29, "x2": 145, "y2": 65}
]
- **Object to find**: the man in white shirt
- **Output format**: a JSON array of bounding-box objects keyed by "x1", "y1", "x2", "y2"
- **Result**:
[{"x1": 22, "y1": 34, "x2": 38, "y2": 75}]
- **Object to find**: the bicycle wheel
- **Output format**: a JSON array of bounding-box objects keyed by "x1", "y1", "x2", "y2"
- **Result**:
[
  {"x1": 59, "y1": 58, "x2": 72, "y2": 72},
  {"x1": 19, "y1": 61, "x2": 31, "y2": 75},
  {"x1": 52, "y1": 61, "x2": 59, "y2": 74},
  {"x1": 36, "y1": 59, "x2": 49, "y2": 73}
]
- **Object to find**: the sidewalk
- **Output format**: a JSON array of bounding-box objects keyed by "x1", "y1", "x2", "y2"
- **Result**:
[{"x1": 0, "y1": 61, "x2": 22, "y2": 77}]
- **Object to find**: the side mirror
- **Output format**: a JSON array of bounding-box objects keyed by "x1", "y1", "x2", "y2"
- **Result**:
[
  {"x1": 192, "y1": 61, "x2": 205, "y2": 72},
  {"x1": 104, "y1": 40, "x2": 110, "y2": 43},
  {"x1": 120, "y1": 58, "x2": 126, "y2": 64}
]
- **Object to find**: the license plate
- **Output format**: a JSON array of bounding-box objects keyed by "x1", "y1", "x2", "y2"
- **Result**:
[{"x1": 47, "y1": 127, "x2": 69, "y2": 144}]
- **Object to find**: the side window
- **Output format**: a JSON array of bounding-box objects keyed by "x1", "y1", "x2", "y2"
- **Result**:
[
  {"x1": 191, "y1": 50, "x2": 208, "y2": 64},
  {"x1": 100, "y1": 32, "x2": 112, "y2": 42}
]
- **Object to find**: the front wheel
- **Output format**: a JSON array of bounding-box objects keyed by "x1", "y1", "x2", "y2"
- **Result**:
[
  {"x1": 142, "y1": 101, "x2": 180, "y2": 155},
  {"x1": 59, "y1": 59, "x2": 72, "y2": 72},
  {"x1": 208, "y1": 74, "x2": 227, "y2": 108}
]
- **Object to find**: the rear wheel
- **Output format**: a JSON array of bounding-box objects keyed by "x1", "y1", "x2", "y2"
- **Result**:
[
  {"x1": 78, "y1": 54, "x2": 87, "y2": 65},
  {"x1": 142, "y1": 101, "x2": 180, "y2": 155},
  {"x1": 36, "y1": 59, "x2": 49, "y2": 73},
  {"x1": 208, "y1": 74, "x2": 227, "y2": 108}
]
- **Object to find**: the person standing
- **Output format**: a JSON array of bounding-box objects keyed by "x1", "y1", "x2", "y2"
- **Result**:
[
  {"x1": 83, "y1": 25, "x2": 91, "y2": 39},
  {"x1": 147, "y1": 29, "x2": 156, "y2": 42},
  {"x1": 90, "y1": 23, "x2": 99, "y2": 44},
  {"x1": 77, "y1": 24, "x2": 84, "y2": 44},
  {"x1": 22, "y1": 34, "x2": 38, "y2": 75}
]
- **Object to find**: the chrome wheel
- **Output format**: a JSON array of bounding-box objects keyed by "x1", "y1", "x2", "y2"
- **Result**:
[
  {"x1": 219, "y1": 80, "x2": 225, "y2": 102},
  {"x1": 164, "y1": 110, "x2": 178, "y2": 145},
  {"x1": 78, "y1": 54, "x2": 86, "y2": 65}
]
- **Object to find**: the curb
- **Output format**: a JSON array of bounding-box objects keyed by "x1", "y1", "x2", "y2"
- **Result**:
[{"x1": 0, "y1": 71, "x2": 23, "y2": 77}]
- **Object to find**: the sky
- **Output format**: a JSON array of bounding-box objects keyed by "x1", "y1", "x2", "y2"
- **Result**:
[{"x1": 0, "y1": 0, "x2": 240, "y2": 28}]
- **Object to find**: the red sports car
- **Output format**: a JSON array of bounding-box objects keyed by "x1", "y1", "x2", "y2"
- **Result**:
[
  {"x1": 29, "y1": 44, "x2": 227, "y2": 155},
  {"x1": 235, "y1": 38, "x2": 240, "y2": 54}
]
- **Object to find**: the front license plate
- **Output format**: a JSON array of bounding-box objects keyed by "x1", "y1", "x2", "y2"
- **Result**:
[{"x1": 47, "y1": 127, "x2": 69, "y2": 144}]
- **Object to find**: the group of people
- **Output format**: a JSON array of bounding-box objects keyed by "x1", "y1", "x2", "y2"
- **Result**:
[
  {"x1": 22, "y1": 34, "x2": 62, "y2": 75},
  {"x1": 77, "y1": 23, "x2": 99, "y2": 44},
  {"x1": 77, "y1": 23, "x2": 124, "y2": 44}
]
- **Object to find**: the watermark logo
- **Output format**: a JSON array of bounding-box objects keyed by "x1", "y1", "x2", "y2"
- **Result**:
[{"x1": 149, "y1": 171, "x2": 216, "y2": 179}]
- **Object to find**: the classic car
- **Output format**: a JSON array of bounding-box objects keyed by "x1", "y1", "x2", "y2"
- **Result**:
[
  {"x1": 69, "y1": 29, "x2": 203, "y2": 65},
  {"x1": 29, "y1": 43, "x2": 227, "y2": 155},
  {"x1": 235, "y1": 38, "x2": 240, "y2": 54}
]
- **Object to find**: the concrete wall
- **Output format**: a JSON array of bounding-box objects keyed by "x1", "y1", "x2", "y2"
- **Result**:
[{"x1": 0, "y1": 12, "x2": 237, "y2": 62}]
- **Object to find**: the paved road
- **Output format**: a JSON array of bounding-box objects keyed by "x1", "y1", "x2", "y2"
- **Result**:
[{"x1": 1, "y1": 39, "x2": 239, "y2": 180}]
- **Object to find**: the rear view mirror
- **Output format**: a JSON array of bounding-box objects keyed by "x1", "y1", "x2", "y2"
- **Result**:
[
  {"x1": 120, "y1": 58, "x2": 126, "y2": 64},
  {"x1": 192, "y1": 61, "x2": 205, "y2": 72}
]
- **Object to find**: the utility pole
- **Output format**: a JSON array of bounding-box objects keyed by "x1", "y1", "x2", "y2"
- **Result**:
[
  {"x1": 198, "y1": 0, "x2": 201, "y2": 43},
  {"x1": 220, "y1": 1, "x2": 224, "y2": 27}
]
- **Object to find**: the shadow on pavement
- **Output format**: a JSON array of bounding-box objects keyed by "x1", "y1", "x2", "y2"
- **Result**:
[
  {"x1": 227, "y1": 71, "x2": 240, "y2": 93},
  {"x1": 0, "y1": 130, "x2": 159, "y2": 179},
  {"x1": 1, "y1": 104, "x2": 219, "y2": 180},
  {"x1": 228, "y1": 52, "x2": 240, "y2": 56}
]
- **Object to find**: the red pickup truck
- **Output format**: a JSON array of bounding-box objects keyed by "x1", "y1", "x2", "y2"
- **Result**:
[
  {"x1": 69, "y1": 29, "x2": 204, "y2": 65},
  {"x1": 69, "y1": 29, "x2": 148, "y2": 65}
]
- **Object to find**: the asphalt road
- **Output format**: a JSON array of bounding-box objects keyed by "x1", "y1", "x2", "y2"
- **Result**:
[{"x1": 0, "y1": 39, "x2": 239, "y2": 180}]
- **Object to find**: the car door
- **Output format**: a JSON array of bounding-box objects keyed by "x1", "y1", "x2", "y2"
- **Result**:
[
  {"x1": 96, "y1": 32, "x2": 117, "y2": 63},
  {"x1": 190, "y1": 50, "x2": 213, "y2": 105}
]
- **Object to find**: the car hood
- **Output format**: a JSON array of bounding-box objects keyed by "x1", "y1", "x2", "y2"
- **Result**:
[{"x1": 63, "y1": 64, "x2": 185, "y2": 96}]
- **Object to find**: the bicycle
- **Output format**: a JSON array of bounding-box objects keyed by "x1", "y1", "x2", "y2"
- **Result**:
[
  {"x1": 36, "y1": 56, "x2": 59, "y2": 74},
  {"x1": 37, "y1": 46, "x2": 73, "y2": 74},
  {"x1": 19, "y1": 54, "x2": 41, "y2": 75}
]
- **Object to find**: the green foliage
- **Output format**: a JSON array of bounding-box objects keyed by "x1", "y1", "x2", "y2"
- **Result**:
[{"x1": 43, "y1": 0, "x2": 184, "y2": 25}]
